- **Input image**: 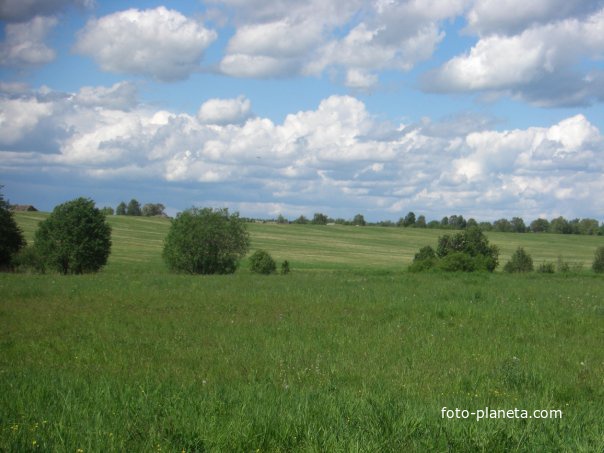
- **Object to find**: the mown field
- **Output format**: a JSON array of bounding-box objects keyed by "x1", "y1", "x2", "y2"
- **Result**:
[{"x1": 1, "y1": 213, "x2": 603, "y2": 451}]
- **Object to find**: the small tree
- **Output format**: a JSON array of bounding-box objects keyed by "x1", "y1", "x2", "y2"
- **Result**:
[
  {"x1": 504, "y1": 247, "x2": 533, "y2": 273},
  {"x1": 126, "y1": 199, "x2": 142, "y2": 216},
  {"x1": 352, "y1": 214, "x2": 366, "y2": 226},
  {"x1": 142, "y1": 203, "x2": 166, "y2": 217},
  {"x1": 0, "y1": 186, "x2": 26, "y2": 269},
  {"x1": 403, "y1": 211, "x2": 416, "y2": 227},
  {"x1": 312, "y1": 213, "x2": 328, "y2": 225},
  {"x1": 249, "y1": 250, "x2": 277, "y2": 274},
  {"x1": 34, "y1": 197, "x2": 112, "y2": 274},
  {"x1": 163, "y1": 208, "x2": 249, "y2": 274},
  {"x1": 116, "y1": 201, "x2": 127, "y2": 215},
  {"x1": 280, "y1": 260, "x2": 290, "y2": 275},
  {"x1": 100, "y1": 206, "x2": 114, "y2": 216},
  {"x1": 593, "y1": 246, "x2": 604, "y2": 273}
]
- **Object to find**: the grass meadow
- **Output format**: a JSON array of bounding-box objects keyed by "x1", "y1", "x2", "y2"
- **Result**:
[{"x1": 1, "y1": 213, "x2": 603, "y2": 451}]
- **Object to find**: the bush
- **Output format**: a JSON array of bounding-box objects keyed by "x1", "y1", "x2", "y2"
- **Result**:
[
  {"x1": 0, "y1": 188, "x2": 26, "y2": 270},
  {"x1": 436, "y1": 227, "x2": 499, "y2": 272},
  {"x1": 408, "y1": 245, "x2": 437, "y2": 272},
  {"x1": 537, "y1": 262, "x2": 555, "y2": 273},
  {"x1": 593, "y1": 247, "x2": 604, "y2": 273},
  {"x1": 504, "y1": 247, "x2": 533, "y2": 273},
  {"x1": 438, "y1": 252, "x2": 477, "y2": 272},
  {"x1": 249, "y1": 250, "x2": 277, "y2": 275},
  {"x1": 12, "y1": 245, "x2": 45, "y2": 273},
  {"x1": 163, "y1": 207, "x2": 249, "y2": 274},
  {"x1": 280, "y1": 260, "x2": 290, "y2": 275},
  {"x1": 34, "y1": 198, "x2": 112, "y2": 274}
]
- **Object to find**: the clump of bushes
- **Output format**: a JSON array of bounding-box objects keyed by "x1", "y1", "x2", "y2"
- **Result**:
[
  {"x1": 536, "y1": 262, "x2": 555, "y2": 273},
  {"x1": 249, "y1": 250, "x2": 277, "y2": 274},
  {"x1": 409, "y1": 227, "x2": 499, "y2": 272},
  {"x1": 163, "y1": 208, "x2": 249, "y2": 274},
  {"x1": 593, "y1": 246, "x2": 604, "y2": 273},
  {"x1": 504, "y1": 247, "x2": 534, "y2": 273}
]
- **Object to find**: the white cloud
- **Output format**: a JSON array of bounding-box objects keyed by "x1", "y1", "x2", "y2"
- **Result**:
[
  {"x1": 0, "y1": 16, "x2": 58, "y2": 66},
  {"x1": 198, "y1": 96, "x2": 252, "y2": 125},
  {"x1": 1, "y1": 88, "x2": 603, "y2": 220},
  {"x1": 424, "y1": 7, "x2": 604, "y2": 106},
  {"x1": 74, "y1": 7, "x2": 217, "y2": 81},
  {"x1": 74, "y1": 81, "x2": 138, "y2": 110}
]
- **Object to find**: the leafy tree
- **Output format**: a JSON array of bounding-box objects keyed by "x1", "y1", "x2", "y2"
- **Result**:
[
  {"x1": 163, "y1": 208, "x2": 249, "y2": 274},
  {"x1": 293, "y1": 215, "x2": 308, "y2": 224},
  {"x1": 100, "y1": 206, "x2": 114, "y2": 216},
  {"x1": 550, "y1": 216, "x2": 571, "y2": 234},
  {"x1": 504, "y1": 247, "x2": 534, "y2": 273},
  {"x1": 529, "y1": 218, "x2": 549, "y2": 233},
  {"x1": 478, "y1": 221, "x2": 493, "y2": 231},
  {"x1": 466, "y1": 218, "x2": 478, "y2": 229},
  {"x1": 403, "y1": 211, "x2": 416, "y2": 227},
  {"x1": 578, "y1": 218, "x2": 599, "y2": 235},
  {"x1": 435, "y1": 227, "x2": 499, "y2": 272},
  {"x1": 352, "y1": 214, "x2": 366, "y2": 226},
  {"x1": 510, "y1": 217, "x2": 526, "y2": 233},
  {"x1": 276, "y1": 214, "x2": 288, "y2": 224},
  {"x1": 416, "y1": 215, "x2": 427, "y2": 228},
  {"x1": 593, "y1": 246, "x2": 604, "y2": 273},
  {"x1": 312, "y1": 213, "x2": 328, "y2": 225},
  {"x1": 0, "y1": 186, "x2": 26, "y2": 269},
  {"x1": 34, "y1": 198, "x2": 112, "y2": 274},
  {"x1": 493, "y1": 218, "x2": 513, "y2": 232},
  {"x1": 142, "y1": 203, "x2": 165, "y2": 217},
  {"x1": 249, "y1": 250, "x2": 277, "y2": 274},
  {"x1": 440, "y1": 216, "x2": 449, "y2": 228},
  {"x1": 116, "y1": 201, "x2": 127, "y2": 215},
  {"x1": 448, "y1": 214, "x2": 466, "y2": 230},
  {"x1": 126, "y1": 199, "x2": 142, "y2": 216}
]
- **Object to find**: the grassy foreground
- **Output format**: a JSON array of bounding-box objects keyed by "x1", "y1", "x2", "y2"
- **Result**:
[{"x1": 1, "y1": 213, "x2": 603, "y2": 451}]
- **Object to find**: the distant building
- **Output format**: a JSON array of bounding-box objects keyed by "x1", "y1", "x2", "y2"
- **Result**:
[{"x1": 11, "y1": 204, "x2": 38, "y2": 212}]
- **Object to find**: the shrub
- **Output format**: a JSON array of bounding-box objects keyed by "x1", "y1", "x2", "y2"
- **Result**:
[
  {"x1": 593, "y1": 247, "x2": 604, "y2": 273},
  {"x1": 34, "y1": 197, "x2": 112, "y2": 274},
  {"x1": 438, "y1": 252, "x2": 477, "y2": 272},
  {"x1": 436, "y1": 227, "x2": 499, "y2": 272},
  {"x1": 249, "y1": 250, "x2": 277, "y2": 275},
  {"x1": 504, "y1": 247, "x2": 533, "y2": 273},
  {"x1": 280, "y1": 260, "x2": 290, "y2": 275},
  {"x1": 12, "y1": 245, "x2": 45, "y2": 273},
  {"x1": 0, "y1": 187, "x2": 26, "y2": 270},
  {"x1": 408, "y1": 245, "x2": 437, "y2": 272},
  {"x1": 537, "y1": 262, "x2": 555, "y2": 273},
  {"x1": 163, "y1": 207, "x2": 249, "y2": 274}
]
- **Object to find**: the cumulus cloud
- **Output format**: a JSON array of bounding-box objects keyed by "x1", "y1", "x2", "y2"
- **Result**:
[
  {"x1": 74, "y1": 7, "x2": 217, "y2": 81},
  {"x1": 198, "y1": 96, "x2": 252, "y2": 125},
  {"x1": 424, "y1": 6, "x2": 604, "y2": 106},
  {"x1": 74, "y1": 81, "x2": 138, "y2": 110},
  {"x1": 217, "y1": 0, "x2": 462, "y2": 83},
  {"x1": 0, "y1": 16, "x2": 58, "y2": 67},
  {"x1": 2, "y1": 87, "x2": 603, "y2": 219}
]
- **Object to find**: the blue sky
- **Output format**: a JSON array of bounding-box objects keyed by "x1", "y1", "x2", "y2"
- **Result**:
[{"x1": 1, "y1": 0, "x2": 604, "y2": 221}]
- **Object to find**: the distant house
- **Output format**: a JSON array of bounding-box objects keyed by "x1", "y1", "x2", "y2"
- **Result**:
[{"x1": 11, "y1": 204, "x2": 38, "y2": 212}]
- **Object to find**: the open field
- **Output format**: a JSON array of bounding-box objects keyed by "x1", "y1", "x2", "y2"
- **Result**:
[{"x1": 1, "y1": 213, "x2": 603, "y2": 451}]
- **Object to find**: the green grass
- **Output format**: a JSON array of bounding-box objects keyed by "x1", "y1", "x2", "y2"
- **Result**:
[{"x1": 1, "y1": 213, "x2": 603, "y2": 451}]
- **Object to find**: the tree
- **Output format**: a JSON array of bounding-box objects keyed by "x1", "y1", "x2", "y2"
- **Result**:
[
  {"x1": 312, "y1": 213, "x2": 328, "y2": 225},
  {"x1": 529, "y1": 218, "x2": 549, "y2": 233},
  {"x1": 403, "y1": 211, "x2": 416, "y2": 227},
  {"x1": 100, "y1": 206, "x2": 114, "y2": 216},
  {"x1": 248, "y1": 250, "x2": 277, "y2": 274},
  {"x1": 352, "y1": 214, "x2": 366, "y2": 226},
  {"x1": 435, "y1": 227, "x2": 499, "y2": 272},
  {"x1": 276, "y1": 214, "x2": 288, "y2": 224},
  {"x1": 593, "y1": 247, "x2": 604, "y2": 273},
  {"x1": 578, "y1": 218, "x2": 599, "y2": 235},
  {"x1": 416, "y1": 215, "x2": 427, "y2": 228},
  {"x1": 293, "y1": 215, "x2": 308, "y2": 224},
  {"x1": 504, "y1": 247, "x2": 534, "y2": 273},
  {"x1": 493, "y1": 218, "x2": 513, "y2": 232},
  {"x1": 34, "y1": 197, "x2": 112, "y2": 274},
  {"x1": 550, "y1": 216, "x2": 571, "y2": 234},
  {"x1": 510, "y1": 217, "x2": 526, "y2": 233},
  {"x1": 116, "y1": 201, "x2": 127, "y2": 215},
  {"x1": 0, "y1": 186, "x2": 26, "y2": 269},
  {"x1": 163, "y1": 207, "x2": 249, "y2": 274},
  {"x1": 126, "y1": 199, "x2": 142, "y2": 216},
  {"x1": 448, "y1": 214, "x2": 466, "y2": 229},
  {"x1": 142, "y1": 203, "x2": 165, "y2": 217}
]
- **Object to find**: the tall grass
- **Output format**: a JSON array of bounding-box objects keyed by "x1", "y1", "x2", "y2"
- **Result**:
[{"x1": 1, "y1": 213, "x2": 602, "y2": 451}]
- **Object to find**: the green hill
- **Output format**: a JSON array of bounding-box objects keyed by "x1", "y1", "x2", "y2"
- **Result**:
[{"x1": 14, "y1": 212, "x2": 602, "y2": 272}]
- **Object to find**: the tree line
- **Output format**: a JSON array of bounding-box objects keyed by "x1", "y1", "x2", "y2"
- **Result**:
[
  {"x1": 266, "y1": 211, "x2": 604, "y2": 235},
  {"x1": 99, "y1": 199, "x2": 166, "y2": 217}
]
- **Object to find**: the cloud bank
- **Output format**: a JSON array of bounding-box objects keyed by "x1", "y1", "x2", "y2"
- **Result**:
[{"x1": 1, "y1": 85, "x2": 602, "y2": 219}]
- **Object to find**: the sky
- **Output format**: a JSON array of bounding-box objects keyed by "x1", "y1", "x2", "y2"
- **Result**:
[{"x1": 1, "y1": 0, "x2": 604, "y2": 222}]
